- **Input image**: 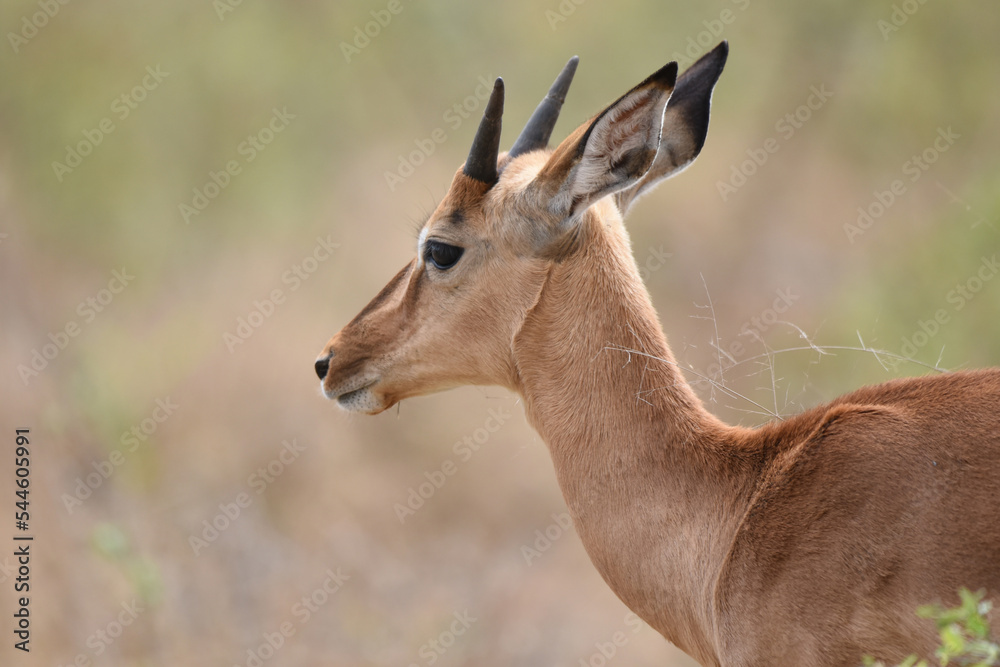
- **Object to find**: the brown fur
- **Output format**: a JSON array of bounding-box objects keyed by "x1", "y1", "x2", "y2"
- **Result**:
[{"x1": 317, "y1": 47, "x2": 1000, "y2": 666}]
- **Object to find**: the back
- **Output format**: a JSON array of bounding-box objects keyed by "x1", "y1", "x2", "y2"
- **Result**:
[{"x1": 716, "y1": 369, "x2": 1000, "y2": 665}]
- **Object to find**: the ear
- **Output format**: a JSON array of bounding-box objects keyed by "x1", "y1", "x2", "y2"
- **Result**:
[
  {"x1": 534, "y1": 61, "x2": 678, "y2": 222},
  {"x1": 616, "y1": 41, "x2": 728, "y2": 214}
]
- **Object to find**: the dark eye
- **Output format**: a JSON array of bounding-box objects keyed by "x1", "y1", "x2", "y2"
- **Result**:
[{"x1": 425, "y1": 241, "x2": 464, "y2": 270}]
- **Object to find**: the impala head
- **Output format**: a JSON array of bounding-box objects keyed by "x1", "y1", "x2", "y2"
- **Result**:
[{"x1": 316, "y1": 43, "x2": 728, "y2": 414}]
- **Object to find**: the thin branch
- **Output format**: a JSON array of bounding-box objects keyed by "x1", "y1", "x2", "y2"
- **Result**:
[
  {"x1": 721, "y1": 345, "x2": 949, "y2": 374},
  {"x1": 603, "y1": 332, "x2": 950, "y2": 423},
  {"x1": 699, "y1": 274, "x2": 726, "y2": 388},
  {"x1": 603, "y1": 344, "x2": 785, "y2": 420},
  {"x1": 857, "y1": 330, "x2": 891, "y2": 373}
]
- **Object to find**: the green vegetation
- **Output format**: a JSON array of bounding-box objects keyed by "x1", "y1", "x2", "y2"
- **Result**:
[{"x1": 865, "y1": 589, "x2": 998, "y2": 667}]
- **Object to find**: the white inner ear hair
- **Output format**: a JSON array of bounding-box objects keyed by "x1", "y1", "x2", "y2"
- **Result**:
[{"x1": 573, "y1": 88, "x2": 667, "y2": 199}]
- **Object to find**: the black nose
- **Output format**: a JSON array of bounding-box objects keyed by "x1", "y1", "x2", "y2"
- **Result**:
[{"x1": 315, "y1": 354, "x2": 331, "y2": 380}]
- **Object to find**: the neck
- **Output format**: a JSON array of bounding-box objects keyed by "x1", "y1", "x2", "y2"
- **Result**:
[{"x1": 511, "y1": 206, "x2": 756, "y2": 664}]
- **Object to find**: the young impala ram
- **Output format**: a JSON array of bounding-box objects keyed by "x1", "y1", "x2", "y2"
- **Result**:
[{"x1": 314, "y1": 42, "x2": 1000, "y2": 666}]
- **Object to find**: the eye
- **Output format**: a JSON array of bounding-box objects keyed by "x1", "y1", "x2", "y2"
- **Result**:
[{"x1": 424, "y1": 241, "x2": 464, "y2": 271}]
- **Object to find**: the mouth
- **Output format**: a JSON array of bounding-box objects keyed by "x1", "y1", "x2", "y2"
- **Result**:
[
  {"x1": 337, "y1": 384, "x2": 373, "y2": 406},
  {"x1": 322, "y1": 376, "x2": 383, "y2": 413}
]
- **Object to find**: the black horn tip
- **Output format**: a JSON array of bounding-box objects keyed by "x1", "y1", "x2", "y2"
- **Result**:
[
  {"x1": 463, "y1": 77, "x2": 505, "y2": 184},
  {"x1": 509, "y1": 55, "x2": 579, "y2": 159},
  {"x1": 485, "y1": 78, "x2": 504, "y2": 118},
  {"x1": 548, "y1": 56, "x2": 579, "y2": 102}
]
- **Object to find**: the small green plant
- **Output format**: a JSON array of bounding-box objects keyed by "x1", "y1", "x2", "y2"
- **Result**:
[{"x1": 864, "y1": 588, "x2": 998, "y2": 667}]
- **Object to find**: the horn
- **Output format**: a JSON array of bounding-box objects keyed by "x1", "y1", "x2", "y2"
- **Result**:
[
  {"x1": 463, "y1": 77, "x2": 504, "y2": 184},
  {"x1": 508, "y1": 56, "x2": 579, "y2": 159}
]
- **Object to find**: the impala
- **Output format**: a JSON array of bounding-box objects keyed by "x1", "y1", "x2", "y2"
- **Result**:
[{"x1": 314, "y1": 42, "x2": 1000, "y2": 666}]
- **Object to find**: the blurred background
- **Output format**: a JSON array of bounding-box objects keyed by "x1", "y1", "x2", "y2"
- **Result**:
[{"x1": 1, "y1": 1, "x2": 998, "y2": 665}]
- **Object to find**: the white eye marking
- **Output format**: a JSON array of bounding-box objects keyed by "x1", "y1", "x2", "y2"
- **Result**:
[{"x1": 417, "y1": 227, "x2": 429, "y2": 267}]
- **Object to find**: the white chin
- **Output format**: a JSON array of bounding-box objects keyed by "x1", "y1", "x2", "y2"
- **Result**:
[{"x1": 329, "y1": 385, "x2": 383, "y2": 414}]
